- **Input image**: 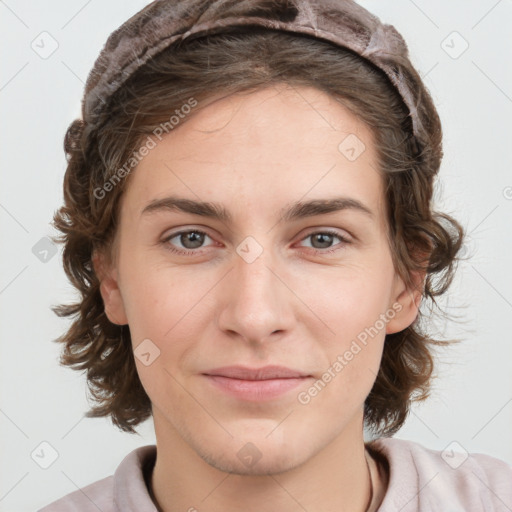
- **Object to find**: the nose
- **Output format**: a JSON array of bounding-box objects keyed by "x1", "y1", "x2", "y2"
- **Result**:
[{"x1": 216, "y1": 244, "x2": 295, "y2": 344}]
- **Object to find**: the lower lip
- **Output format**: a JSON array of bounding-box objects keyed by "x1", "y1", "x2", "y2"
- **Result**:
[{"x1": 204, "y1": 375, "x2": 310, "y2": 401}]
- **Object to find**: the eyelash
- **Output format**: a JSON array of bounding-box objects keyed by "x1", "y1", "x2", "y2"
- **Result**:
[{"x1": 161, "y1": 228, "x2": 351, "y2": 256}]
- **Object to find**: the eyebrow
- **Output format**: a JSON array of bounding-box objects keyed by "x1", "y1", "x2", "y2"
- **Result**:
[{"x1": 140, "y1": 195, "x2": 374, "y2": 222}]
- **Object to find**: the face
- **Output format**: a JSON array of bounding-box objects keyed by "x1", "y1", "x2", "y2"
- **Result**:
[{"x1": 96, "y1": 84, "x2": 420, "y2": 475}]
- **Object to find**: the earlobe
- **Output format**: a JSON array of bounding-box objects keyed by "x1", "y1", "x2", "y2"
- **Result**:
[
  {"x1": 99, "y1": 277, "x2": 129, "y2": 325},
  {"x1": 386, "y1": 270, "x2": 425, "y2": 335},
  {"x1": 92, "y1": 251, "x2": 128, "y2": 326}
]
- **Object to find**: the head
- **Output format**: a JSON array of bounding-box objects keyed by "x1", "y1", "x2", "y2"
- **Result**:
[{"x1": 52, "y1": 1, "x2": 464, "y2": 468}]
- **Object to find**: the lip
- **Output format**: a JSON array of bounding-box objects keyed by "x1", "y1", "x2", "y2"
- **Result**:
[
  {"x1": 204, "y1": 365, "x2": 311, "y2": 380},
  {"x1": 202, "y1": 365, "x2": 313, "y2": 401}
]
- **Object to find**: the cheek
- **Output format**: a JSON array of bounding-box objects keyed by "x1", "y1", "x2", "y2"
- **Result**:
[
  {"x1": 298, "y1": 259, "x2": 393, "y2": 396},
  {"x1": 118, "y1": 254, "x2": 189, "y2": 335},
  {"x1": 307, "y1": 264, "x2": 394, "y2": 340},
  {"x1": 300, "y1": 303, "x2": 387, "y2": 421},
  {"x1": 119, "y1": 260, "x2": 222, "y2": 372}
]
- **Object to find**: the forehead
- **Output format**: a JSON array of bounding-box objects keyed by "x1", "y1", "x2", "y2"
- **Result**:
[{"x1": 120, "y1": 84, "x2": 386, "y2": 230}]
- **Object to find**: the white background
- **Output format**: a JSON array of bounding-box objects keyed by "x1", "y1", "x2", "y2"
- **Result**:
[{"x1": 1, "y1": 1, "x2": 511, "y2": 510}]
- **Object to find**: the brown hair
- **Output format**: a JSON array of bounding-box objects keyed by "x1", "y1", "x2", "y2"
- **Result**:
[{"x1": 52, "y1": 26, "x2": 464, "y2": 436}]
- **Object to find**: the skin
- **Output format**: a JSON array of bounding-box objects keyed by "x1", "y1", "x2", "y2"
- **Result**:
[{"x1": 94, "y1": 84, "x2": 423, "y2": 512}]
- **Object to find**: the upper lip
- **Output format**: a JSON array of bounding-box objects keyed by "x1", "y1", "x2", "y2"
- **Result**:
[{"x1": 203, "y1": 365, "x2": 311, "y2": 380}]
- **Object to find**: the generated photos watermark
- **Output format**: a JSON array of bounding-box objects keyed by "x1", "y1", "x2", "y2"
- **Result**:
[
  {"x1": 297, "y1": 302, "x2": 403, "y2": 405},
  {"x1": 93, "y1": 97, "x2": 198, "y2": 200}
]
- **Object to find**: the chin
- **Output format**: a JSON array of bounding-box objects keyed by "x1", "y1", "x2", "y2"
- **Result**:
[
  {"x1": 192, "y1": 425, "x2": 314, "y2": 476},
  {"x1": 198, "y1": 443, "x2": 306, "y2": 476}
]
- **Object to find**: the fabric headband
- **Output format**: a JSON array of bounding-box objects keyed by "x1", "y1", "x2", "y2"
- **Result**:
[{"x1": 66, "y1": 0, "x2": 423, "y2": 151}]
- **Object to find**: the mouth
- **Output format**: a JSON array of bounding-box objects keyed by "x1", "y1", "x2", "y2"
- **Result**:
[{"x1": 202, "y1": 365, "x2": 313, "y2": 401}]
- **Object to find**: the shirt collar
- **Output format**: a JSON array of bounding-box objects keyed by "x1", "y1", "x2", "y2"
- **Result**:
[{"x1": 114, "y1": 444, "x2": 158, "y2": 512}]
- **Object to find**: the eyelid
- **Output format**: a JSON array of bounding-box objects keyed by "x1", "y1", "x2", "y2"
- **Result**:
[
  {"x1": 299, "y1": 226, "x2": 352, "y2": 241},
  {"x1": 161, "y1": 227, "x2": 217, "y2": 246},
  {"x1": 161, "y1": 225, "x2": 352, "y2": 257},
  {"x1": 161, "y1": 224, "x2": 216, "y2": 239},
  {"x1": 161, "y1": 225, "x2": 351, "y2": 243},
  {"x1": 294, "y1": 228, "x2": 352, "y2": 253}
]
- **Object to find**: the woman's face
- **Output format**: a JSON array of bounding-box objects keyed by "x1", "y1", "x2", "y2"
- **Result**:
[{"x1": 98, "y1": 84, "x2": 419, "y2": 474}]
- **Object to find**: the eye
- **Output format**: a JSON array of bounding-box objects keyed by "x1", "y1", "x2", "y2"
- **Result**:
[
  {"x1": 162, "y1": 229, "x2": 214, "y2": 255},
  {"x1": 297, "y1": 229, "x2": 351, "y2": 254},
  {"x1": 161, "y1": 228, "x2": 351, "y2": 257}
]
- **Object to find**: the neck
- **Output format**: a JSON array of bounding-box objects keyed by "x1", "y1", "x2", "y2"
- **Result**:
[{"x1": 149, "y1": 411, "x2": 385, "y2": 512}]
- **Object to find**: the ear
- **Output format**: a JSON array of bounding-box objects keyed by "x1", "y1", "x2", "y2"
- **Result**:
[
  {"x1": 92, "y1": 249, "x2": 128, "y2": 326},
  {"x1": 385, "y1": 267, "x2": 426, "y2": 335}
]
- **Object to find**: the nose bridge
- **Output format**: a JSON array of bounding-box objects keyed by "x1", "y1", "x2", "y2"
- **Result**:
[{"x1": 218, "y1": 238, "x2": 293, "y2": 341}]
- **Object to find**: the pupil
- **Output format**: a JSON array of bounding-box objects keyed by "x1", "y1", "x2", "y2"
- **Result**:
[
  {"x1": 313, "y1": 233, "x2": 332, "y2": 249},
  {"x1": 179, "y1": 232, "x2": 333, "y2": 250},
  {"x1": 182, "y1": 231, "x2": 204, "y2": 249}
]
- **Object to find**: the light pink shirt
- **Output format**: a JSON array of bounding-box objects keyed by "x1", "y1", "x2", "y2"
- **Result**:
[{"x1": 38, "y1": 437, "x2": 512, "y2": 511}]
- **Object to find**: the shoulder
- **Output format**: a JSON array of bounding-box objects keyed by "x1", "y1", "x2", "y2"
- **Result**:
[
  {"x1": 37, "y1": 445, "x2": 157, "y2": 512},
  {"x1": 37, "y1": 476, "x2": 114, "y2": 512},
  {"x1": 367, "y1": 437, "x2": 512, "y2": 512}
]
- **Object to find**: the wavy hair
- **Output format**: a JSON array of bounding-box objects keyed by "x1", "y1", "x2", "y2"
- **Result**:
[{"x1": 52, "y1": 24, "x2": 464, "y2": 435}]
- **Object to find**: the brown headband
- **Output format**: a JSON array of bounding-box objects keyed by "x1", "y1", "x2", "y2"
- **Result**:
[{"x1": 67, "y1": 0, "x2": 423, "y2": 151}]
